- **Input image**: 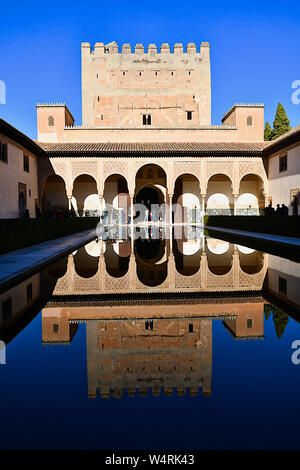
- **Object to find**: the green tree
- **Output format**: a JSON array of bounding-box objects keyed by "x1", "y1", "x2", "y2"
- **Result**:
[
  {"x1": 271, "y1": 103, "x2": 291, "y2": 140},
  {"x1": 264, "y1": 303, "x2": 272, "y2": 320},
  {"x1": 264, "y1": 121, "x2": 272, "y2": 141},
  {"x1": 272, "y1": 308, "x2": 289, "y2": 339}
]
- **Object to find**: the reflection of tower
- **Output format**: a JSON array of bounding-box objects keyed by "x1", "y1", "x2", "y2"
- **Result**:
[
  {"x1": 86, "y1": 318, "x2": 212, "y2": 399},
  {"x1": 223, "y1": 303, "x2": 264, "y2": 340}
]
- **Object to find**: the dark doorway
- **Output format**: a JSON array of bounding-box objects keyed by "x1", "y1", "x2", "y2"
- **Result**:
[
  {"x1": 292, "y1": 196, "x2": 298, "y2": 216},
  {"x1": 136, "y1": 187, "x2": 161, "y2": 209},
  {"x1": 18, "y1": 182, "x2": 27, "y2": 218}
]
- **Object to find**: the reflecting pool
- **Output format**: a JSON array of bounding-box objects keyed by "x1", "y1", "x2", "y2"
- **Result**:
[{"x1": 0, "y1": 226, "x2": 300, "y2": 449}]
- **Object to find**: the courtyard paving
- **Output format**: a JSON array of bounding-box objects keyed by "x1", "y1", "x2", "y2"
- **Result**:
[{"x1": 0, "y1": 229, "x2": 96, "y2": 291}]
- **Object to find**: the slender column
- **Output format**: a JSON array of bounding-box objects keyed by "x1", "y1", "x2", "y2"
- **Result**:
[
  {"x1": 201, "y1": 194, "x2": 206, "y2": 215},
  {"x1": 130, "y1": 194, "x2": 134, "y2": 226},
  {"x1": 169, "y1": 194, "x2": 173, "y2": 225},
  {"x1": 98, "y1": 194, "x2": 103, "y2": 217},
  {"x1": 67, "y1": 195, "x2": 72, "y2": 211},
  {"x1": 233, "y1": 248, "x2": 240, "y2": 288},
  {"x1": 168, "y1": 253, "x2": 176, "y2": 289},
  {"x1": 233, "y1": 194, "x2": 238, "y2": 215},
  {"x1": 130, "y1": 224, "x2": 134, "y2": 254}
]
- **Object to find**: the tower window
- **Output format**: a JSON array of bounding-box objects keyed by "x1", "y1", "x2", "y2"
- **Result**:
[
  {"x1": 53, "y1": 323, "x2": 59, "y2": 333},
  {"x1": 279, "y1": 277, "x2": 287, "y2": 295},
  {"x1": 247, "y1": 318, "x2": 253, "y2": 328},
  {"x1": 142, "y1": 114, "x2": 151, "y2": 125},
  {"x1": 2, "y1": 297, "x2": 12, "y2": 320},
  {"x1": 122, "y1": 71, "x2": 126, "y2": 76},
  {"x1": 189, "y1": 323, "x2": 194, "y2": 333},
  {"x1": 23, "y1": 154, "x2": 29, "y2": 173},
  {"x1": 97, "y1": 96, "x2": 100, "y2": 102},
  {"x1": 48, "y1": 116, "x2": 54, "y2": 127},
  {"x1": 0, "y1": 141, "x2": 8, "y2": 163},
  {"x1": 27, "y1": 283, "x2": 33, "y2": 302},
  {"x1": 247, "y1": 116, "x2": 253, "y2": 127},
  {"x1": 279, "y1": 154, "x2": 287, "y2": 172},
  {"x1": 186, "y1": 111, "x2": 193, "y2": 120}
]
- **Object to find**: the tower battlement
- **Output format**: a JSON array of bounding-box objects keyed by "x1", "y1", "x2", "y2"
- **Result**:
[
  {"x1": 81, "y1": 40, "x2": 211, "y2": 128},
  {"x1": 81, "y1": 41, "x2": 210, "y2": 56}
]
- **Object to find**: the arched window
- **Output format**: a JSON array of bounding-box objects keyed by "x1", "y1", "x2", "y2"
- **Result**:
[
  {"x1": 247, "y1": 116, "x2": 253, "y2": 127},
  {"x1": 48, "y1": 116, "x2": 54, "y2": 127}
]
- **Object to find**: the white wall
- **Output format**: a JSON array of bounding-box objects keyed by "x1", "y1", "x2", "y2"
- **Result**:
[
  {"x1": 267, "y1": 254, "x2": 300, "y2": 307},
  {"x1": 268, "y1": 144, "x2": 300, "y2": 214},
  {"x1": 0, "y1": 137, "x2": 39, "y2": 218}
]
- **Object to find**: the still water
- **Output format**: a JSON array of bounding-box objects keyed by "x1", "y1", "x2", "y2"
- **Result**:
[{"x1": 0, "y1": 226, "x2": 300, "y2": 449}]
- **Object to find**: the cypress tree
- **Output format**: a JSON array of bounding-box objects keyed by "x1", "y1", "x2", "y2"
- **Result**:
[
  {"x1": 272, "y1": 308, "x2": 289, "y2": 339},
  {"x1": 264, "y1": 304, "x2": 272, "y2": 320},
  {"x1": 264, "y1": 121, "x2": 272, "y2": 141},
  {"x1": 271, "y1": 103, "x2": 291, "y2": 140}
]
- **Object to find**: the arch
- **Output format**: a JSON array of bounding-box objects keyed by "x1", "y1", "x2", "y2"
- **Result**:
[
  {"x1": 72, "y1": 174, "x2": 98, "y2": 216},
  {"x1": 46, "y1": 256, "x2": 68, "y2": 280},
  {"x1": 104, "y1": 174, "x2": 129, "y2": 224},
  {"x1": 74, "y1": 246, "x2": 99, "y2": 278},
  {"x1": 135, "y1": 164, "x2": 167, "y2": 208},
  {"x1": 206, "y1": 239, "x2": 233, "y2": 275},
  {"x1": 238, "y1": 249, "x2": 264, "y2": 275},
  {"x1": 237, "y1": 174, "x2": 265, "y2": 215},
  {"x1": 135, "y1": 186, "x2": 165, "y2": 222},
  {"x1": 173, "y1": 238, "x2": 200, "y2": 276},
  {"x1": 135, "y1": 238, "x2": 168, "y2": 286},
  {"x1": 206, "y1": 174, "x2": 233, "y2": 215},
  {"x1": 41, "y1": 174, "x2": 68, "y2": 213},
  {"x1": 136, "y1": 259, "x2": 168, "y2": 287},
  {"x1": 173, "y1": 174, "x2": 200, "y2": 224},
  {"x1": 104, "y1": 243, "x2": 129, "y2": 277},
  {"x1": 135, "y1": 238, "x2": 166, "y2": 265},
  {"x1": 135, "y1": 162, "x2": 168, "y2": 186}
]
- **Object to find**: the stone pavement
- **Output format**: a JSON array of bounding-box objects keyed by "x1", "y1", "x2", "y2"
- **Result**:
[
  {"x1": 0, "y1": 229, "x2": 96, "y2": 291},
  {"x1": 205, "y1": 225, "x2": 300, "y2": 249}
]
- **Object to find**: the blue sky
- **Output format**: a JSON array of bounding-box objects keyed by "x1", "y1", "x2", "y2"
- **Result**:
[{"x1": 0, "y1": 0, "x2": 299, "y2": 139}]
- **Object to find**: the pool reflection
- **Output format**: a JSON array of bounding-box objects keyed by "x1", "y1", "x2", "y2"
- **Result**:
[{"x1": 1, "y1": 227, "x2": 300, "y2": 404}]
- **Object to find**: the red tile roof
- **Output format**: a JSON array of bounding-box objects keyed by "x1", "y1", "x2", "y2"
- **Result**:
[
  {"x1": 38, "y1": 141, "x2": 267, "y2": 155},
  {"x1": 264, "y1": 125, "x2": 300, "y2": 156}
]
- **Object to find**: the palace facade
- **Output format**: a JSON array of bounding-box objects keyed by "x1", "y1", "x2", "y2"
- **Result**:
[{"x1": 0, "y1": 41, "x2": 299, "y2": 219}]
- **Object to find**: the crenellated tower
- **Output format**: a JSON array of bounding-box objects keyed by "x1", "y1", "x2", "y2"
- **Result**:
[{"x1": 81, "y1": 41, "x2": 211, "y2": 128}]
